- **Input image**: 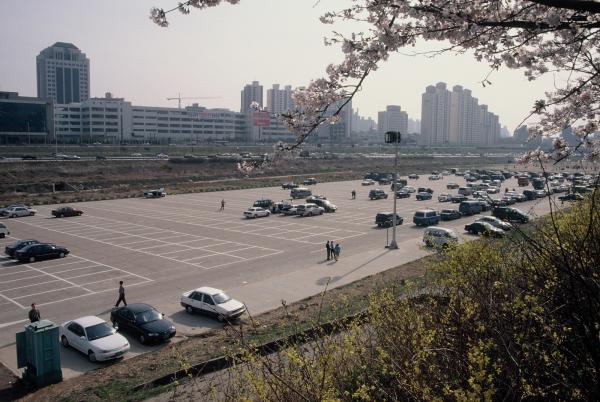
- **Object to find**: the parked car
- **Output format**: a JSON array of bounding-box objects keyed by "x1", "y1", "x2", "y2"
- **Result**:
[
  {"x1": 144, "y1": 188, "x2": 166, "y2": 198},
  {"x1": 403, "y1": 186, "x2": 416, "y2": 193},
  {"x1": 180, "y1": 287, "x2": 246, "y2": 321},
  {"x1": 156, "y1": 153, "x2": 169, "y2": 159},
  {"x1": 438, "y1": 194, "x2": 453, "y2": 202},
  {"x1": 21, "y1": 155, "x2": 37, "y2": 160},
  {"x1": 15, "y1": 243, "x2": 69, "y2": 263},
  {"x1": 396, "y1": 190, "x2": 411, "y2": 199},
  {"x1": 296, "y1": 204, "x2": 325, "y2": 216},
  {"x1": 281, "y1": 182, "x2": 299, "y2": 189},
  {"x1": 308, "y1": 198, "x2": 337, "y2": 212},
  {"x1": 1, "y1": 206, "x2": 36, "y2": 218},
  {"x1": 52, "y1": 206, "x2": 83, "y2": 218},
  {"x1": 413, "y1": 209, "x2": 441, "y2": 226},
  {"x1": 390, "y1": 179, "x2": 408, "y2": 190},
  {"x1": 428, "y1": 175, "x2": 441, "y2": 180},
  {"x1": 559, "y1": 193, "x2": 584, "y2": 202},
  {"x1": 5, "y1": 239, "x2": 40, "y2": 258},
  {"x1": 378, "y1": 177, "x2": 391, "y2": 185},
  {"x1": 492, "y1": 207, "x2": 530, "y2": 223},
  {"x1": 451, "y1": 194, "x2": 467, "y2": 203},
  {"x1": 375, "y1": 212, "x2": 403, "y2": 228},
  {"x1": 253, "y1": 199, "x2": 274, "y2": 209},
  {"x1": 0, "y1": 223, "x2": 8, "y2": 238},
  {"x1": 110, "y1": 304, "x2": 175, "y2": 344},
  {"x1": 408, "y1": 174, "x2": 419, "y2": 179},
  {"x1": 476, "y1": 216, "x2": 513, "y2": 231},
  {"x1": 271, "y1": 201, "x2": 294, "y2": 214},
  {"x1": 417, "y1": 187, "x2": 434, "y2": 194},
  {"x1": 440, "y1": 209, "x2": 461, "y2": 221},
  {"x1": 95, "y1": 155, "x2": 107, "y2": 160},
  {"x1": 423, "y1": 227, "x2": 458, "y2": 248},
  {"x1": 522, "y1": 189, "x2": 538, "y2": 200},
  {"x1": 244, "y1": 207, "x2": 271, "y2": 219},
  {"x1": 486, "y1": 187, "x2": 501, "y2": 194},
  {"x1": 459, "y1": 200, "x2": 482, "y2": 216},
  {"x1": 501, "y1": 196, "x2": 517, "y2": 205},
  {"x1": 369, "y1": 189, "x2": 388, "y2": 200},
  {"x1": 303, "y1": 178, "x2": 318, "y2": 185},
  {"x1": 361, "y1": 179, "x2": 375, "y2": 186},
  {"x1": 60, "y1": 316, "x2": 130, "y2": 362},
  {"x1": 458, "y1": 187, "x2": 474, "y2": 196},
  {"x1": 291, "y1": 187, "x2": 312, "y2": 199},
  {"x1": 465, "y1": 221, "x2": 505, "y2": 237},
  {"x1": 446, "y1": 182, "x2": 459, "y2": 189},
  {"x1": 517, "y1": 176, "x2": 530, "y2": 186},
  {"x1": 416, "y1": 192, "x2": 432, "y2": 201}
]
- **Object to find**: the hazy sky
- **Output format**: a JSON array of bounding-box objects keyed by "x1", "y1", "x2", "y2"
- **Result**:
[{"x1": 1, "y1": 0, "x2": 557, "y2": 132}]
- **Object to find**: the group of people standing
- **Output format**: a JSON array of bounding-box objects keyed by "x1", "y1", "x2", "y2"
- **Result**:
[{"x1": 325, "y1": 241, "x2": 341, "y2": 261}]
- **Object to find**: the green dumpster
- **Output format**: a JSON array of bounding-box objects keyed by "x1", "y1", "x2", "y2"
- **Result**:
[{"x1": 16, "y1": 319, "x2": 62, "y2": 386}]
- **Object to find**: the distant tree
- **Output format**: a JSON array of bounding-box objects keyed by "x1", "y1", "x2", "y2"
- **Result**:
[{"x1": 152, "y1": 1, "x2": 600, "y2": 172}]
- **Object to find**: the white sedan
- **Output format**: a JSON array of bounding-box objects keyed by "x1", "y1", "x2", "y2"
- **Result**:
[
  {"x1": 2, "y1": 206, "x2": 37, "y2": 218},
  {"x1": 361, "y1": 179, "x2": 375, "y2": 186},
  {"x1": 60, "y1": 316, "x2": 130, "y2": 362},
  {"x1": 181, "y1": 287, "x2": 246, "y2": 321},
  {"x1": 243, "y1": 207, "x2": 271, "y2": 219}
]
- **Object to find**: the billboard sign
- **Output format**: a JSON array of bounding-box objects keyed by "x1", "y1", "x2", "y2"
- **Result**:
[{"x1": 253, "y1": 111, "x2": 270, "y2": 127}]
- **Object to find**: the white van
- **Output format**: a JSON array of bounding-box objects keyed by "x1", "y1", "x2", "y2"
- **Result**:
[{"x1": 423, "y1": 227, "x2": 458, "y2": 248}]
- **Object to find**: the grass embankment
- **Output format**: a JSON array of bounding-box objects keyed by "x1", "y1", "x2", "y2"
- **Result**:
[{"x1": 0, "y1": 156, "x2": 509, "y2": 206}]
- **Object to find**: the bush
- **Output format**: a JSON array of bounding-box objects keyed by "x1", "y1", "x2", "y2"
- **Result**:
[{"x1": 215, "y1": 191, "x2": 600, "y2": 401}]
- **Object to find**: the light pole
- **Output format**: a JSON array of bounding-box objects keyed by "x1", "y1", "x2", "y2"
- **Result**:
[{"x1": 385, "y1": 131, "x2": 401, "y2": 250}]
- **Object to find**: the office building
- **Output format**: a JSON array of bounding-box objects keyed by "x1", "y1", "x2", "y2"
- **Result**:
[
  {"x1": 37, "y1": 42, "x2": 90, "y2": 104},
  {"x1": 266, "y1": 84, "x2": 294, "y2": 114},
  {"x1": 377, "y1": 105, "x2": 408, "y2": 135},
  {"x1": 421, "y1": 83, "x2": 451, "y2": 145},
  {"x1": 0, "y1": 91, "x2": 54, "y2": 144},
  {"x1": 240, "y1": 81, "x2": 263, "y2": 113}
]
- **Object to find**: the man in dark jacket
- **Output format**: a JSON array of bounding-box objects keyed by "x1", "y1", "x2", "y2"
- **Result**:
[
  {"x1": 326, "y1": 241, "x2": 331, "y2": 260},
  {"x1": 28, "y1": 303, "x2": 41, "y2": 323},
  {"x1": 115, "y1": 281, "x2": 127, "y2": 307}
]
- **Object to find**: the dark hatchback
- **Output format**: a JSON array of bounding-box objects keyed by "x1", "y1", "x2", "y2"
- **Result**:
[
  {"x1": 375, "y1": 212, "x2": 403, "y2": 228},
  {"x1": 110, "y1": 303, "x2": 176, "y2": 344},
  {"x1": 15, "y1": 243, "x2": 69, "y2": 263},
  {"x1": 464, "y1": 221, "x2": 505, "y2": 238},
  {"x1": 5, "y1": 239, "x2": 40, "y2": 258},
  {"x1": 440, "y1": 209, "x2": 461, "y2": 221},
  {"x1": 52, "y1": 206, "x2": 83, "y2": 218}
]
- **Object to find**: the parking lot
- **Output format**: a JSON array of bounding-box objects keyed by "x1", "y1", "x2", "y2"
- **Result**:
[{"x1": 0, "y1": 172, "x2": 558, "y2": 377}]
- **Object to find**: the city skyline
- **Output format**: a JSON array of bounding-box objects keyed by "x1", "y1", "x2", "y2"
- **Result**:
[{"x1": 1, "y1": 0, "x2": 557, "y2": 132}]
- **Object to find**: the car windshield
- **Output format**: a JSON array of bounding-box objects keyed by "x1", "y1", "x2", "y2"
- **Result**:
[
  {"x1": 135, "y1": 309, "x2": 162, "y2": 324},
  {"x1": 85, "y1": 322, "x2": 115, "y2": 341},
  {"x1": 212, "y1": 292, "x2": 231, "y2": 304}
]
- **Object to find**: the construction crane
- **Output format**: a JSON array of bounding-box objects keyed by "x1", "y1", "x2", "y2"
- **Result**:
[{"x1": 166, "y1": 93, "x2": 221, "y2": 109}]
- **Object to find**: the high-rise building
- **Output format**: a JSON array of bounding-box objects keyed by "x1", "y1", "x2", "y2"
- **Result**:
[
  {"x1": 266, "y1": 84, "x2": 294, "y2": 114},
  {"x1": 36, "y1": 42, "x2": 90, "y2": 104},
  {"x1": 421, "y1": 83, "x2": 451, "y2": 145},
  {"x1": 407, "y1": 118, "x2": 421, "y2": 134},
  {"x1": 240, "y1": 81, "x2": 263, "y2": 113},
  {"x1": 377, "y1": 105, "x2": 408, "y2": 135},
  {"x1": 421, "y1": 82, "x2": 500, "y2": 146}
]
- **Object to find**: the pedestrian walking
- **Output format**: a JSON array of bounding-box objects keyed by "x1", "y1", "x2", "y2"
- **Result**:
[
  {"x1": 351, "y1": 190, "x2": 356, "y2": 199},
  {"x1": 115, "y1": 281, "x2": 127, "y2": 307},
  {"x1": 334, "y1": 243, "x2": 341, "y2": 261},
  {"x1": 28, "y1": 303, "x2": 41, "y2": 323},
  {"x1": 219, "y1": 199, "x2": 225, "y2": 211},
  {"x1": 326, "y1": 241, "x2": 331, "y2": 260}
]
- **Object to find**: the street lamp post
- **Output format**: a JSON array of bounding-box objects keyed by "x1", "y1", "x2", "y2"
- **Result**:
[{"x1": 385, "y1": 131, "x2": 401, "y2": 250}]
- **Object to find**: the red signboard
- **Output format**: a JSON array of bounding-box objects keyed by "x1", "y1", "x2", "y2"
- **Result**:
[{"x1": 253, "y1": 111, "x2": 270, "y2": 127}]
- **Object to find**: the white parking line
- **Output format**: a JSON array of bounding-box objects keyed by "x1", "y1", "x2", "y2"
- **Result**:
[
  {"x1": 0, "y1": 292, "x2": 26, "y2": 309},
  {"x1": 62, "y1": 268, "x2": 114, "y2": 280},
  {"x1": 13, "y1": 285, "x2": 78, "y2": 300},
  {"x1": 23, "y1": 263, "x2": 93, "y2": 293},
  {"x1": 1, "y1": 279, "x2": 61, "y2": 291}
]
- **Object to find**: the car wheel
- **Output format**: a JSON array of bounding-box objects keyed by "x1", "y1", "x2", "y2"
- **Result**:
[
  {"x1": 88, "y1": 351, "x2": 97, "y2": 362},
  {"x1": 112, "y1": 321, "x2": 119, "y2": 330},
  {"x1": 0, "y1": 233, "x2": 4, "y2": 239},
  {"x1": 10, "y1": 214, "x2": 15, "y2": 218},
  {"x1": 59, "y1": 252, "x2": 65, "y2": 258},
  {"x1": 30, "y1": 212, "x2": 35, "y2": 216},
  {"x1": 185, "y1": 305, "x2": 194, "y2": 314},
  {"x1": 139, "y1": 334, "x2": 146, "y2": 344},
  {"x1": 60, "y1": 214, "x2": 64, "y2": 218},
  {"x1": 319, "y1": 210, "x2": 323, "y2": 215},
  {"x1": 29, "y1": 256, "x2": 35, "y2": 263},
  {"x1": 61, "y1": 336, "x2": 69, "y2": 347},
  {"x1": 308, "y1": 212, "x2": 313, "y2": 217}
]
